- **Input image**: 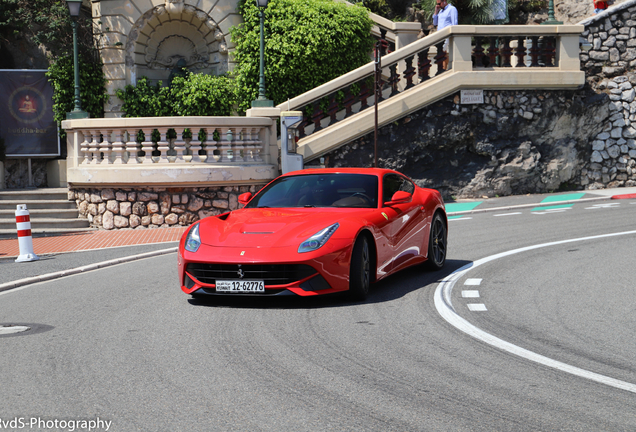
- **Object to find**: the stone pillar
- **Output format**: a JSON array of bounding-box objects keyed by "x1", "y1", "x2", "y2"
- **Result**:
[{"x1": 246, "y1": 107, "x2": 281, "y2": 171}]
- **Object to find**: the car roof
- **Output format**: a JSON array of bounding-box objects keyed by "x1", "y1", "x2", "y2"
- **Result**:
[{"x1": 283, "y1": 167, "x2": 404, "y2": 178}]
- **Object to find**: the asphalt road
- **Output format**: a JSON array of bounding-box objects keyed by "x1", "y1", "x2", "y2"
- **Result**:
[{"x1": 1, "y1": 195, "x2": 635, "y2": 431}]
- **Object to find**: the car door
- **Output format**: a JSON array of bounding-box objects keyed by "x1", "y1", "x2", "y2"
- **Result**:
[{"x1": 381, "y1": 174, "x2": 426, "y2": 271}]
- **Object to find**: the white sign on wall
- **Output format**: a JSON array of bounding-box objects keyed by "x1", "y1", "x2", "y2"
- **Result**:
[{"x1": 460, "y1": 90, "x2": 484, "y2": 104}]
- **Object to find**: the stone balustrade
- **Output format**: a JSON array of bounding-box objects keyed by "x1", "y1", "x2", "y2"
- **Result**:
[{"x1": 62, "y1": 116, "x2": 278, "y2": 187}]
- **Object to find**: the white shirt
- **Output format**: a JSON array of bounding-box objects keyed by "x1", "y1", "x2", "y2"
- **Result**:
[{"x1": 433, "y1": 4, "x2": 458, "y2": 30}]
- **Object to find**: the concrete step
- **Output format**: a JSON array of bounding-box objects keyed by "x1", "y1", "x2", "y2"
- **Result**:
[
  {"x1": 0, "y1": 188, "x2": 69, "y2": 201},
  {"x1": 0, "y1": 217, "x2": 90, "y2": 230},
  {"x1": 0, "y1": 208, "x2": 80, "y2": 219},
  {"x1": 0, "y1": 188, "x2": 88, "y2": 236},
  {"x1": 0, "y1": 200, "x2": 77, "y2": 210}
]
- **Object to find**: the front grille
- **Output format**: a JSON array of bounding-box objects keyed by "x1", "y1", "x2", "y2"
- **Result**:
[{"x1": 186, "y1": 263, "x2": 317, "y2": 286}]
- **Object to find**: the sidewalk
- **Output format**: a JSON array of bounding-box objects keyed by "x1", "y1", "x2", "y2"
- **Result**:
[{"x1": 0, "y1": 226, "x2": 187, "y2": 261}]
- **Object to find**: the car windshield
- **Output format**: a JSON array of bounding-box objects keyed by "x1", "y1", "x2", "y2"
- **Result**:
[{"x1": 245, "y1": 173, "x2": 379, "y2": 209}]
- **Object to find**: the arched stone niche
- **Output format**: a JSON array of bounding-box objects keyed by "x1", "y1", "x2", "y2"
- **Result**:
[
  {"x1": 126, "y1": 2, "x2": 230, "y2": 86},
  {"x1": 95, "y1": 0, "x2": 241, "y2": 117}
]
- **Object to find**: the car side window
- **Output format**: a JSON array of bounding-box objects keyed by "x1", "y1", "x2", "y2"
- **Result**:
[{"x1": 383, "y1": 174, "x2": 414, "y2": 203}]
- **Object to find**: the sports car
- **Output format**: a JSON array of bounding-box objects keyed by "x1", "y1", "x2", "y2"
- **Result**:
[{"x1": 178, "y1": 168, "x2": 447, "y2": 300}]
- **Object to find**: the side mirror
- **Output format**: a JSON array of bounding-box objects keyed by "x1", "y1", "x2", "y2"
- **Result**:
[
  {"x1": 238, "y1": 192, "x2": 252, "y2": 205},
  {"x1": 384, "y1": 190, "x2": 411, "y2": 206}
]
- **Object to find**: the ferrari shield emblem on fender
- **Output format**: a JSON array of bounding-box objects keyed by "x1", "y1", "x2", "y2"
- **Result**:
[
  {"x1": 240, "y1": 251, "x2": 245, "y2": 255},
  {"x1": 382, "y1": 212, "x2": 388, "y2": 220}
]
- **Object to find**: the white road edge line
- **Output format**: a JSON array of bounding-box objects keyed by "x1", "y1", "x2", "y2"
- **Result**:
[{"x1": 434, "y1": 230, "x2": 636, "y2": 394}]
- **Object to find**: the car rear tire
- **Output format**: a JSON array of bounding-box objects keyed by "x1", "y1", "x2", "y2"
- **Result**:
[
  {"x1": 349, "y1": 236, "x2": 371, "y2": 301},
  {"x1": 425, "y1": 212, "x2": 447, "y2": 271}
]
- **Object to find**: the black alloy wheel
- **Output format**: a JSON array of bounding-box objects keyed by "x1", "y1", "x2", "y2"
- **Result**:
[
  {"x1": 426, "y1": 212, "x2": 447, "y2": 271},
  {"x1": 349, "y1": 236, "x2": 371, "y2": 300}
]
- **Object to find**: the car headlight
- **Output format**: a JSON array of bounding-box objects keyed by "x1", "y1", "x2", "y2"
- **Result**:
[
  {"x1": 185, "y1": 223, "x2": 201, "y2": 252},
  {"x1": 298, "y1": 223, "x2": 339, "y2": 253}
]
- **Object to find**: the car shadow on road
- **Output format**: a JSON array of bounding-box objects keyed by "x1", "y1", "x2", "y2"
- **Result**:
[{"x1": 186, "y1": 259, "x2": 472, "y2": 310}]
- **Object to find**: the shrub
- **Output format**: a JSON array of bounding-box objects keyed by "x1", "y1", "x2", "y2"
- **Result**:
[
  {"x1": 170, "y1": 72, "x2": 237, "y2": 116},
  {"x1": 115, "y1": 76, "x2": 173, "y2": 118}
]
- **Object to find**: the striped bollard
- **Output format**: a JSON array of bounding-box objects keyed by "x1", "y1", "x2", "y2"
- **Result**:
[{"x1": 15, "y1": 204, "x2": 39, "y2": 263}]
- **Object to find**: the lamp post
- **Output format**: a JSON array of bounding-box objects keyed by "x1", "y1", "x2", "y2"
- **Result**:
[
  {"x1": 65, "y1": 0, "x2": 89, "y2": 119},
  {"x1": 251, "y1": 0, "x2": 274, "y2": 108},
  {"x1": 541, "y1": 0, "x2": 563, "y2": 25}
]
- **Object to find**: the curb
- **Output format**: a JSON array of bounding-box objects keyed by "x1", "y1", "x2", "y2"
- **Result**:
[
  {"x1": 611, "y1": 193, "x2": 636, "y2": 200},
  {"x1": 447, "y1": 195, "x2": 612, "y2": 216},
  {"x1": 0, "y1": 247, "x2": 177, "y2": 293}
]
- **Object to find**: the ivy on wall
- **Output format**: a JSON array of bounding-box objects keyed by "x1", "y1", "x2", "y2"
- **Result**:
[{"x1": 46, "y1": 54, "x2": 108, "y2": 127}]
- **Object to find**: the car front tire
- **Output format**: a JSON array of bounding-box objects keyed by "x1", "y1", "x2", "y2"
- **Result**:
[
  {"x1": 349, "y1": 236, "x2": 371, "y2": 300},
  {"x1": 426, "y1": 212, "x2": 447, "y2": 271}
]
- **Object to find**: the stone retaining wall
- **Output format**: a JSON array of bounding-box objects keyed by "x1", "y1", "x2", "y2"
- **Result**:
[{"x1": 69, "y1": 184, "x2": 264, "y2": 230}]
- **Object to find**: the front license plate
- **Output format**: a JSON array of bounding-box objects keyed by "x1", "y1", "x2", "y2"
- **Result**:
[{"x1": 216, "y1": 280, "x2": 265, "y2": 293}]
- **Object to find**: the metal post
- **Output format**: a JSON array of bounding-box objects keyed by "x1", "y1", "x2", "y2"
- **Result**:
[
  {"x1": 72, "y1": 19, "x2": 81, "y2": 112},
  {"x1": 374, "y1": 42, "x2": 381, "y2": 169},
  {"x1": 251, "y1": 4, "x2": 274, "y2": 108},
  {"x1": 541, "y1": 0, "x2": 563, "y2": 25}
]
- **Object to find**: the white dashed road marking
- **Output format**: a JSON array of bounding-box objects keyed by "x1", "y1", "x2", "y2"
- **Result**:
[
  {"x1": 464, "y1": 278, "x2": 482, "y2": 286},
  {"x1": 462, "y1": 290, "x2": 480, "y2": 298},
  {"x1": 494, "y1": 212, "x2": 522, "y2": 217},
  {"x1": 467, "y1": 304, "x2": 487, "y2": 311}
]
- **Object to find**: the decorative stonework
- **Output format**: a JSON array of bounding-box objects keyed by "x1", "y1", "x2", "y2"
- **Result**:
[
  {"x1": 96, "y1": 0, "x2": 241, "y2": 116},
  {"x1": 69, "y1": 185, "x2": 265, "y2": 230}
]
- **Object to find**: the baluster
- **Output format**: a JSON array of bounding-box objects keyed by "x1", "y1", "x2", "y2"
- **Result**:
[
  {"x1": 111, "y1": 129, "x2": 125, "y2": 164},
  {"x1": 243, "y1": 128, "x2": 256, "y2": 162},
  {"x1": 473, "y1": 36, "x2": 485, "y2": 67},
  {"x1": 218, "y1": 127, "x2": 232, "y2": 163},
  {"x1": 358, "y1": 79, "x2": 371, "y2": 110},
  {"x1": 418, "y1": 48, "x2": 431, "y2": 82},
  {"x1": 204, "y1": 128, "x2": 218, "y2": 163},
  {"x1": 232, "y1": 127, "x2": 245, "y2": 162},
  {"x1": 403, "y1": 55, "x2": 416, "y2": 90},
  {"x1": 327, "y1": 93, "x2": 339, "y2": 125},
  {"x1": 379, "y1": 28, "x2": 389, "y2": 56},
  {"x1": 124, "y1": 130, "x2": 140, "y2": 164},
  {"x1": 80, "y1": 130, "x2": 93, "y2": 165},
  {"x1": 99, "y1": 130, "x2": 112, "y2": 164},
  {"x1": 487, "y1": 37, "x2": 499, "y2": 67},
  {"x1": 252, "y1": 128, "x2": 264, "y2": 162},
  {"x1": 388, "y1": 63, "x2": 399, "y2": 97},
  {"x1": 156, "y1": 127, "x2": 170, "y2": 163},
  {"x1": 543, "y1": 36, "x2": 556, "y2": 67},
  {"x1": 500, "y1": 37, "x2": 512, "y2": 67},
  {"x1": 311, "y1": 100, "x2": 324, "y2": 133},
  {"x1": 189, "y1": 128, "x2": 203, "y2": 163},
  {"x1": 515, "y1": 36, "x2": 527, "y2": 68},
  {"x1": 342, "y1": 85, "x2": 356, "y2": 119},
  {"x1": 140, "y1": 128, "x2": 154, "y2": 164},
  {"x1": 298, "y1": 115, "x2": 309, "y2": 139},
  {"x1": 530, "y1": 36, "x2": 540, "y2": 67},
  {"x1": 434, "y1": 41, "x2": 446, "y2": 75},
  {"x1": 173, "y1": 128, "x2": 187, "y2": 163}
]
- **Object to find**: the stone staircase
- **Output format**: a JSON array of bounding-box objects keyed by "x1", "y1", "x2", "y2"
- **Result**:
[{"x1": 0, "y1": 188, "x2": 93, "y2": 238}]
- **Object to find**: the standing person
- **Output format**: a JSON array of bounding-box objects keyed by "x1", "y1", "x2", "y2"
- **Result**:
[
  {"x1": 433, "y1": 0, "x2": 458, "y2": 70},
  {"x1": 593, "y1": 0, "x2": 608, "y2": 13}
]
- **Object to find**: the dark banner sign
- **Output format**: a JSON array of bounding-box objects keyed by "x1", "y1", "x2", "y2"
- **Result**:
[{"x1": 0, "y1": 70, "x2": 60, "y2": 157}]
